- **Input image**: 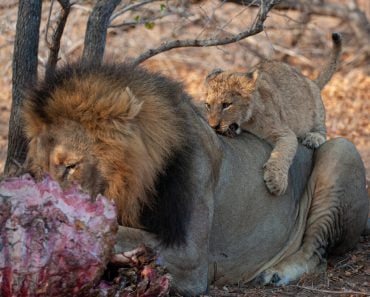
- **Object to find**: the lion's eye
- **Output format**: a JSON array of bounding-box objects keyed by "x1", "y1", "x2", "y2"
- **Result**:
[
  {"x1": 63, "y1": 163, "x2": 78, "y2": 179},
  {"x1": 66, "y1": 163, "x2": 77, "y2": 170},
  {"x1": 222, "y1": 102, "x2": 232, "y2": 109},
  {"x1": 205, "y1": 103, "x2": 211, "y2": 111}
]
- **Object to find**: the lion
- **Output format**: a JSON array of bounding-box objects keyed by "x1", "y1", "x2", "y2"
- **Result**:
[
  {"x1": 204, "y1": 33, "x2": 342, "y2": 196},
  {"x1": 22, "y1": 61, "x2": 368, "y2": 296}
]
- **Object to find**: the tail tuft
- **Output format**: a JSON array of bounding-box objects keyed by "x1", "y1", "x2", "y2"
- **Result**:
[
  {"x1": 314, "y1": 32, "x2": 342, "y2": 89},
  {"x1": 331, "y1": 32, "x2": 342, "y2": 45}
]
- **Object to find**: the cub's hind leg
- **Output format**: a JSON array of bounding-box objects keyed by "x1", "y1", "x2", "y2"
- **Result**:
[
  {"x1": 301, "y1": 103, "x2": 326, "y2": 149},
  {"x1": 301, "y1": 131, "x2": 326, "y2": 149}
]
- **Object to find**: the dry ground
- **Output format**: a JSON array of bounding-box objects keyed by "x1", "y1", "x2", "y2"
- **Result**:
[{"x1": 0, "y1": 1, "x2": 369, "y2": 296}]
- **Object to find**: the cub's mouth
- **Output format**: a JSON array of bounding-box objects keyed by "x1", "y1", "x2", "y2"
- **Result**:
[{"x1": 216, "y1": 123, "x2": 240, "y2": 138}]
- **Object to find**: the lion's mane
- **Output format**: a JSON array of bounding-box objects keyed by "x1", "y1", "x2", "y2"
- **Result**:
[{"x1": 22, "y1": 62, "x2": 195, "y2": 246}]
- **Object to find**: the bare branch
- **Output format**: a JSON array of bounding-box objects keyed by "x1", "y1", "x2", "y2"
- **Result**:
[
  {"x1": 5, "y1": 0, "x2": 42, "y2": 175},
  {"x1": 225, "y1": 0, "x2": 370, "y2": 45},
  {"x1": 45, "y1": 0, "x2": 72, "y2": 78},
  {"x1": 82, "y1": 0, "x2": 121, "y2": 66},
  {"x1": 110, "y1": 10, "x2": 177, "y2": 28},
  {"x1": 110, "y1": 0, "x2": 162, "y2": 23},
  {"x1": 132, "y1": 0, "x2": 281, "y2": 65}
]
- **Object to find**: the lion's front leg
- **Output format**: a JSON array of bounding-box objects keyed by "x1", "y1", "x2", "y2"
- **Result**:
[
  {"x1": 264, "y1": 129, "x2": 298, "y2": 196},
  {"x1": 115, "y1": 195, "x2": 213, "y2": 296}
]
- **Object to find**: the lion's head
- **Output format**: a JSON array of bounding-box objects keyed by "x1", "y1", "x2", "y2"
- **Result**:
[
  {"x1": 204, "y1": 69, "x2": 256, "y2": 137},
  {"x1": 22, "y1": 63, "x2": 194, "y2": 246}
]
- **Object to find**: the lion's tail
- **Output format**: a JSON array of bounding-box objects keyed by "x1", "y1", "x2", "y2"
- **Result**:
[{"x1": 314, "y1": 32, "x2": 342, "y2": 90}]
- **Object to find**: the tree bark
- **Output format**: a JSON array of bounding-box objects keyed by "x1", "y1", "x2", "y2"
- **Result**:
[
  {"x1": 45, "y1": 0, "x2": 71, "y2": 78},
  {"x1": 4, "y1": 0, "x2": 42, "y2": 175},
  {"x1": 82, "y1": 0, "x2": 121, "y2": 65}
]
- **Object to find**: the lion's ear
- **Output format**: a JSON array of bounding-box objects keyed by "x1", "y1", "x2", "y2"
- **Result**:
[
  {"x1": 122, "y1": 87, "x2": 143, "y2": 119},
  {"x1": 205, "y1": 68, "x2": 224, "y2": 84}
]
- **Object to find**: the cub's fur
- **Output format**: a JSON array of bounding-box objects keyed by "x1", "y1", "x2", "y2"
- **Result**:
[
  {"x1": 204, "y1": 33, "x2": 342, "y2": 195},
  {"x1": 22, "y1": 63, "x2": 194, "y2": 246}
]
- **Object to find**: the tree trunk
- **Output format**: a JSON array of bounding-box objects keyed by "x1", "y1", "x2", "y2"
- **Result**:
[
  {"x1": 4, "y1": 0, "x2": 42, "y2": 175},
  {"x1": 82, "y1": 0, "x2": 121, "y2": 65}
]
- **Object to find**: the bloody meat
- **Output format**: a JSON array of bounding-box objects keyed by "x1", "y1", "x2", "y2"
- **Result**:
[{"x1": 0, "y1": 174, "x2": 118, "y2": 297}]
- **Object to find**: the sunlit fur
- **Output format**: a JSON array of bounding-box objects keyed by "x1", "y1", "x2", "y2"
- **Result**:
[
  {"x1": 22, "y1": 63, "x2": 193, "y2": 245},
  {"x1": 203, "y1": 33, "x2": 342, "y2": 195}
]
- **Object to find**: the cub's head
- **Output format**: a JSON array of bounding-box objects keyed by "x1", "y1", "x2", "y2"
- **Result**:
[{"x1": 204, "y1": 68, "x2": 256, "y2": 137}]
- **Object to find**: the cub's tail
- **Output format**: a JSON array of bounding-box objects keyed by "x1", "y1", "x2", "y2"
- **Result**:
[{"x1": 314, "y1": 32, "x2": 342, "y2": 90}]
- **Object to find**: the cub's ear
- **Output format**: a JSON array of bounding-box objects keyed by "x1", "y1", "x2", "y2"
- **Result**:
[
  {"x1": 205, "y1": 68, "x2": 224, "y2": 83},
  {"x1": 122, "y1": 87, "x2": 143, "y2": 119},
  {"x1": 245, "y1": 69, "x2": 258, "y2": 82}
]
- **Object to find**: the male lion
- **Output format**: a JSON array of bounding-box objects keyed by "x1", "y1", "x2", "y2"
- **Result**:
[
  {"x1": 204, "y1": 33, "x2": 342, "y2": 196},
  {"x1": 22, "y1": 61, "x2": 368, "y2": 296}
]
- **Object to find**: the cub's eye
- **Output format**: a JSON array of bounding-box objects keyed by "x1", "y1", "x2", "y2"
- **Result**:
[
  {"x1": 205, "y1": 103, "x2": 211, "y2": 111},
  {"x1": 222, "y1": 102, "x2": 232, "y2": 109}
]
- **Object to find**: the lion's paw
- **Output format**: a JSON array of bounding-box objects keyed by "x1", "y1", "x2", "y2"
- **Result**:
[
  {"x1": 254, "y1": 269, "x2": 287, "y2": 286},
  {"x1": 255, "y1": 263, "x2": 307, "y2": 287},
  {"x1": 255, "y1": 267, "x2": 298, "y2": 287},
  {"x1": 255, "y1": 253, "x2": 327, "y2": 287},
  {"x1": 301, "y1": 132, "x2": 325, "y2": 149},
  {"x1": 263, "y1": 161, "x2": 288, "y2": 196}
]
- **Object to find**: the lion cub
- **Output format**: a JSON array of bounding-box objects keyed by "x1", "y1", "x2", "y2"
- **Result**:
[{"x1": 204, "y1": 33, "x2": 342, "y2": 196}]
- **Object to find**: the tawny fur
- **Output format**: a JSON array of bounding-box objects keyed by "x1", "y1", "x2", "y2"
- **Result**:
[
  {"x1": 22, "y1": 65, "x2": 188, "y2": 229},
  {"x1": 204, "y1": 33, "x2": 342, "y2": 195},
  {"x1": 20, "y1": 59, "x2": 368, "y2": 295}
]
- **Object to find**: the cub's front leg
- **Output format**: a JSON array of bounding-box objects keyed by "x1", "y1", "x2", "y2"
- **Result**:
[{"x1": 263, "y1": 129, "x2": 298, "y2": 196}]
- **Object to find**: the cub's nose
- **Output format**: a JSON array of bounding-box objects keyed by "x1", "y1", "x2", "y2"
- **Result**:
[{"x1": 209, "y1": 121, "x2": 221, "y2": 131}]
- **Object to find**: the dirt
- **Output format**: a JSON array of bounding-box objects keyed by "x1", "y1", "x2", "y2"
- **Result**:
[{"x1": 0, "y1": 1, "x2": 369, "y2": 296}]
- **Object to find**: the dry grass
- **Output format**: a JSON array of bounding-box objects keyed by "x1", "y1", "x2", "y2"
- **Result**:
[{"x1": 0, "y1": 1, "x2": 369, "y2": 296}]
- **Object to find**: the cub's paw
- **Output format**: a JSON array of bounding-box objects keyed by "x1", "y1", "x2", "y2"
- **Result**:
[
  {"x1": 301, "y1": 132, "x2": 325, "y2": 149},
  {"x1": 263, "y1": 161, "x2": 288, "y2": 196}
]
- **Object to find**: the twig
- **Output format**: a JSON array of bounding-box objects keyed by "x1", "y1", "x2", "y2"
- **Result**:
[
  {"x1": 110, "y1": 0, "x2": 163, "y2": 23},
  {"x1": 45, "y1": 0, "x2": 71, "y2": 77},
  {"x1": 225, "y1": 0, "x2": 370, "y2": 46},
  {"x1": 132, "y1": 0, "x2": 281, "y2": 65},
  {"x1": 292, "y1": 285, "x2": 370, "y2": 295},
  {"x1": 273, "y1": 44, "x2": 312, "y2": 65},
  {"x1": 110, "y1": 11, "x2": 175, "y2": 28}
]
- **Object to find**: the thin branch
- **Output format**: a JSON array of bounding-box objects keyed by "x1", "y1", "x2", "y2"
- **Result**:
[
  {"x1": 273, "y1": 44, "x2": 312, "y2": 65},
  {"x1": 292, "y1": 285, "x2": 370, "y2": 296},
  {"x1": 45, "y1": 0, "x2": 71, "y2": 78},
  {"x1": 132, "y1": 0, "x2": 281, "y2": 65},
  {"x1": 110, "y1": 0, "x2": 162, "y2": 23},
  {"x1": 82, "y1": 0, "x2": 121, "y2": 66},
  {"x1": 225, "y1": 0, "x2": 370, "y2": 45},
  {"x1": 110, "y1": 11, "x2": 174, "y2": 28}
]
